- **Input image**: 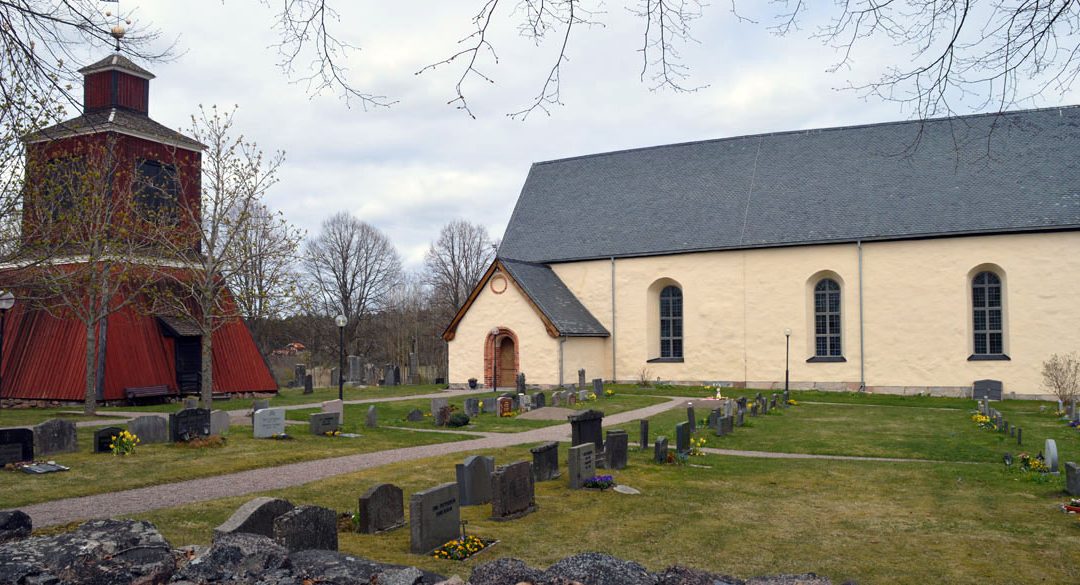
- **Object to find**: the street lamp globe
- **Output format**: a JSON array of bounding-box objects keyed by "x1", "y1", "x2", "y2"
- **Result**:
[
  {"x1": 0, "y1": 292, "x2": 14, "y2": 311},
  {"x1": 784, "y1": 327, "x2": 792, "y2": 337},
  {"x1": 335, "y1": 314, "x2": 347, "y2": 328}
]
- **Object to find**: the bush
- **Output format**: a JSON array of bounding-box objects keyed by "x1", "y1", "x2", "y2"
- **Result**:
[
  {"x1": 1042, "y1": 353, "x2": 1080, "y2": 407},
  {"x1": 448, "y1": 412, "x2": 471, "y2": 427}
]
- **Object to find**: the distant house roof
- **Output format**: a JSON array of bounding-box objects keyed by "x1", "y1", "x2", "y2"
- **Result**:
[
  {"x1": 78, "y1": 54, "x2": 155, "y2": 80},
  {"x1": 499, "y1": 106, "x2": 1080, "y2": 263},
  {"x1": 157, "y1": 315, "x2": 202, "y2": 337},
  {"x1": 443, "y1": 258, "x2": 609, "y2": 341},
  {"x1": 23, "y1": 108, "x2": 204, "y2": 151}
]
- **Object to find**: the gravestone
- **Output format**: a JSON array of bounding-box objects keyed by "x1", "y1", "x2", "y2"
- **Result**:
[
  {"x1": 210, "y1": 410, "x2": 230, "y2": 436},
  {"x1": 93, "y1": 426, "x2": 124, "y2": 453},
  {"x1": 273, "y1": 505, "x2": 338, "y2": 552},
  {"x1": 394, "y1": 365, "x2": 402, "y2": 386},
  {"x1": 435, "y1": 406, "x2": 452, "y2": 427},
  {"x1": 294, "y1": 364, "x2": 306, "y2": 387},
  {"x1": 409, "y1": 352, "x2": 420, "y2": 384},
  {"x1": 302, "y1": 373, "x2": 313, "y2": 394},
  {"x1": 213, "y1": 497, "x2": 295, "y2": 541},
  {"x1": 183, "y1": 397, "x2": 198, "y2": 410},
  {"x1": 0, "y1": 428, "x2": 33, "y2": 465},
  {"x1": 455, "y1": 455, "x2": 495, "y2": 506},
  {"x1": 482, "y1": 398, "x2": 498, "y2": 413},
  {"x1": 252, "y1": 399, "x2": 270, "y2": 414},
  {"x1": 551, "y1": 391, "x2": 563, "y2": 407},
  {"x1": 330, "y1": 367, "x2": 340, "y2": 388},
  {"x1": 1044, "y1": 439, "x2": 1059, "y2": 473},
  {"x1": 569, "y1": 409, "x2": 604, "y2": 451},
  {"x1": 519, "y1": 393, "x2": 533, "y2": 412},
  {"x1": 972, "y1": 379, "x2": 1003, "y2": 401},
  {"x1": 464, "y1": 398, "x2": 480, "y2": 417},
  {"x1": 762, "y1": 399, "x2": 770, "y2": 415},
  {"x1": 687, "y1": 405, "x2": 696, "y2": 433},
  {"x1": 567, "y1": 443, "x2": 596, "y2": 489},
  {"x1": 358, "y1": 483, "x2": 405, "y2": 533},
  {"x1": 516, "y1": 372, "x2": 526, "y2": 394},
  {"x1": 170, "y1": 409, "x2": 211, "y2": 443},
  {"x1": 365, "y1": 405, "x2": 378, "y2": 428},
  {"x1": 348, "y1": 355, "x2": 363, "y2": 382},
  {"x1": 640, "y1": 419, "x2": 649, "y2": 450},
  {"x1": 497, "y1": 396, "x2": 513, "y2": 417},
  {"x1": 1017, "y1": 427, "x2": 1022, "y2": 445},
  {"x1": 783, "y1": 389, "x2": 790, "y2": 406},
  {"x1": 710, "y1": 411, "x2": 726, "y2": 436},
  {"x1": 578, "y1": 368, "x2": 586, "y2": 390},
  {"x1": 406, "y1": 408, "x2": 425, "y2": 422},
  {"x1": 532, "y1": 391, "x2": 546, "y2": 409},
  {"x1": 1066, "y1": 462, "x2": 1080, "y2": 496},
  {"x1": 675, "y1": 421, "x2": 690, "y2": 454},
  {"x1": 578, "y1": 390, "x2": 590, "y2": 402},
  {"x1": 490, "y1": 461, "x2": 536, "y2": 520},
  {"x1": 721, "y1": 416, "x2": 734, "y2": 435},
  {"x1": 253, "y1": 408, "x2": 287, "y2": 438},
  {"x1": 750, "y1": 402, "x2": 759, "y2": 417},
  {"x1": 530, "y1": 441, "x2": 560, "y2": 481},
  {"x1": 128, "y1": 415, "x2": 168, "y2": 444},
  {"x1": 33, "y1": 419, "x2": 77, "y2": 456},
  {"x1": 384, "y1": 365, "x2": 396, "y2": 386},
  {"x1": 409, "y1": 482, "x2": 459, "y2": 554},
  {"x1": 654, "y1": 436, "x2": 669, "y2": 463},
  {"x1": 605, "y1": 429, "x2": 628, "y2": 470},
  {"x1": 567, "y1": 393, "x2": 577, "y2": 406},
  {"x1": 431, "y1": 398, "x2": 449, "y2": 418},
  {"x1": 322, "y1": 399, "x2": 344, "y2": 425},
  {"x1": 736, "y1": 409, "x2": 745, "y2": 427},
  {"x1": 592, "y1": 378, "x2": 603, "y2": 395},
  {"x1": 309, "y1": 412, "x2": 340, "y2": 435}
]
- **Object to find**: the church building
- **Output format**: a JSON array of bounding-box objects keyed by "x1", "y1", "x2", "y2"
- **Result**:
[
  {"x1": 444, "y1": 108, "x2": 1080, "y2": 397},
  {"x1": 0, "y1": 54, "x2": 277, "y2": 402}
]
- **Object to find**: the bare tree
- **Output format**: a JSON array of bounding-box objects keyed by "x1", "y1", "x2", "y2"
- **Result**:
[
  {"x1": 226, "y1": 202, "x2": 304, "y2": 352},
  {"x1": 303, "y1": 212, "x2": 402, "y2": 353},
  {"x1": 423, "y1": 219, "x2": 496, "y2": 316},
  {"x1": 1043, "y1": 352, "x2": 1080, "y2": 409},
  {"x1": 153, "y1": 106, "x2": 284, "y2": 409}
]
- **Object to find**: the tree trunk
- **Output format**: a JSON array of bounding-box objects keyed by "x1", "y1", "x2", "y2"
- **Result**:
[
  {"x1": 95, "y1": 317, "x2": 108, "y2": 401},
  {"x1": 200, "y1": 331, "x2": 213, "y2": 409},
  {"x1": 83, "y1": 320, "x2": 97, "y2": 415}
]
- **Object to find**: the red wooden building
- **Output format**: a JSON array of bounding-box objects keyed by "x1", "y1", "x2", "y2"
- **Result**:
[{"x1": 1, "y1": 54, "x2": 277, "y2": 402}]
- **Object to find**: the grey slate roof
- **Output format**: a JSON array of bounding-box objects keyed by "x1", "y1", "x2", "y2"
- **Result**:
[
  {"x1": 500, "y1": 258, "x2": 609, "y2": 337},
  {"x1": 499, "y1": 106, "x2": 1080, "y2": 263},
  {"x1": 23, "y1": 108, "x2": 204, "y2": 150},
  {"x1": 78, "y1": 54, "x2": 155, "y2": 79}
]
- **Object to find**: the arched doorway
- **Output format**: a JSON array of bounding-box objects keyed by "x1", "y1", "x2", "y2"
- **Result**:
[{"x1": 484, "y1": 328, "x2": 519, "y2": 389}]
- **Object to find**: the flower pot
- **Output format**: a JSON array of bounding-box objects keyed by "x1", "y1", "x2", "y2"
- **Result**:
[
  {"x1": 1064, "y1": 504, "x2": 1080, "y2": 513},
  {"x1": 468, "y1": 378, "x2": 478, "y2": 389}
]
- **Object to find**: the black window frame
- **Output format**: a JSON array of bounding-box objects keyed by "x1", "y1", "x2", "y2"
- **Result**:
[
  {"x1": 134, "y1": 159, "x2": 180, "y2": 224},
  {"x1": 971, "y1": 271, "x2": 1007, "y2": 359},
  {"x1": 658, "y1": 285, "x2": 683, "y2": 360},
  {"x1": 812, "y1": 278, "x2": 842, "y2": 359}
]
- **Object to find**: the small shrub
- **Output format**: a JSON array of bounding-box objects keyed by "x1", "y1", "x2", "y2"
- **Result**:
[
  {"x1": 1042, "y1": 352, "x2": 1080, "y2": 407},
  {"x1": 637, "y1": 368, "x2": 652, "y2": 387},
  {"x1": 448, "y1": 412, "x2": 471, "y2": 427}
]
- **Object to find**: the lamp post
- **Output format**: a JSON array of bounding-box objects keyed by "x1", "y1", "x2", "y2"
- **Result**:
[
  {"x1": 335, "y1": 314, "x2": 347, "y2": 401},
  {"x1": 490, "y1": 327, "x2": 500, "y2": 391},
  {"x1": 0, "y1": 292, "x2": 13, "y2": 396},
  {"x1": 784, "y1": 328, "x2": 792, "y2": 394}
]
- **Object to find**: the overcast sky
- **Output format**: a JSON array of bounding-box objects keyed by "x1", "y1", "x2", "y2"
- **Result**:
[{"x1": 92, "y1": 2, "x2": 1077, "y2": 269}]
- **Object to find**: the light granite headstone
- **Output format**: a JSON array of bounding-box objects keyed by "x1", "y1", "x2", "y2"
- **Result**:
[
  {"x1": 431, "y1": 397, "x2": 449, "y2": 418},
  {"x1": 210, "y1": 410, "x2": 230, "y2": 436},
  {"x1": 456, "y1": 455, "x2": 495, "y2": 506},
  {"x1": 567, "y1": 443, "x2": 596, "y2": 489},
  {"x1": 128, "y1": 415, "x2": 168, "y2": 444},
  {"x1": 33, "y1": 419, "x2": 77, "y2": 456},
  {"x1": 1045, "y1": 439, "x2": 1060, "y2": 473},
  {"x1": 464, "y1": 398, "x2": 480, "y2": 417},
  {"x1": 321, "y1": 399, "x2": 344, "y2": 425},
  {"x1": 490, "y1": 460, "x2": 536, "y2": 520},
  {"x1": 183, "y1": 397, "x2": 198, "y2": 409},
  {"x1": 213, "y1": 497, "x2": 295, "y2": 541},
  {"x1": 654, "y1": 436, "x2": 669, "y2": 463},
  {"x1": 358, "y1": 483, "x2": 405, "y2": 534},
  {"x1": 409, "y1": 482, "x2": 459, "y2": 554},
  {"x1": 365, "y1": 405, "x2": 377, "y2": 428},
  {"x1": 253, "y1": 408, "x2": 286, "y2": 438},
  {"x1": 273, "y1": 505, "x2": 338, "y2": 552}
]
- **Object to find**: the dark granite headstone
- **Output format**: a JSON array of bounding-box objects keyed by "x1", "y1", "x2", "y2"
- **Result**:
[
  {"x1": 455, "y1": 455, "x2": 495, "y2": 506},
  {"x1": 0, "y1": 428, "x2": 33, "y2": 465},
  {"x1": 530, "y1": 441, "x2": 560, "y2": 481},
  {"x1": 1066, "y1": 462, "x2": 1080, "y2": 496},
  {"x1": 532, "y1": 392, "x2": 546, "y2": 408},
  {"x1": 436, "y1": 406, "x2": 452, "y2": 427},
  {"x1": 605, "y1": 429, "x2": 628, "y2": 470},
  {"x1": 365, "y1": 405, "x2": 378, "y2": 428},
  {"x1": 294, "y1": 364, "x2": 306, "y2": 387},
  {"x1": 213, "y1": 497, "x2": 295, "y2": 541},
  {"x1": 1017, "y1": 427, "x2": 1022, "y2": 445},
  {"x1": 497, "y1": 396, "x2": 513, "y2": 417},
  {"x1": 640, "y1": 419, "x2": 649, "y2": 450},
  {"x1": 736, "y1": 409, "x2": 745, "y2": 427},
  {"x1": 128, "y1": 415, "x2": 168, "y2": 444},
  {"x1": 491, "y1": 461, "x2": 536, "y2": 520},
  {"x1": 578, "y1": 368, "x2": 586, "y2": 390},
  {"x1": 515, "y1": 372, "x2": 526, "y2": 394},
  {"x1": 687, "y1": 405, "x2": 696, "y2": 433},
  {"x1": 721, "y1": 416, "x2": 734, "y2": 435},
  {"x1": 592, "y1": 378, "x2": 603, "y2": 395},
  {"x1": 409, "y1": 482, "x2": 459, "y2": 554},
  {"x1": 654, "y1": 436, "x2": 669, "y2": 463},
  {"x1": 34, "y1": 419, "x2": 77, "y2": 455},
  {"x1": 0, "y1": 510, "x2": 32, "y2": 544},
  {"x1": 170, "y1": 409, "x2": 211, "y2": 443},
  {"x1": 183, "y1": 397, "x2": 199, "y2": 409},
  {"x1": 569, "y1": 409, "x2": 604, "y2": 451},
  {"x1": 972, "y1": 379, "x2": 1003, "y2": 401},
  {"x1": 464, "y1": 398, "x2": 480, "y2": 417},
  {"x1": 273, "y1": 505, "x2": 338, "y2": 552},
  {"x1": 406, "y1": 408, "x2": 425, "y2": 422},
  {"x1": 309, "y1": 412, "x2": 340, "y2": 435},
  {"x1": 567, "y1": 443, "x2": 596, "y2": 489},
  {"x1": 358, "y1": 483, "x2": 405, "y2": 534},
  {"x1": 303, "y1": 374, "x2": 313, "y2": 394},
  {"x1": 675, "y1": 421, "x2": 690, "y2": 454},
  {"x1": 252, "y1": 399, "x2": 270, "y2": 413},
  {"x1": 93, "y1": 426, "x2": 124, "y2": 453}
]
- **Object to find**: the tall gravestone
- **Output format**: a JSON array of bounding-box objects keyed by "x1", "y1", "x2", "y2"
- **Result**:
[
  {"x1": 490, "y1": 461, "x2": 536, "y2": 520},
  {"x1": 516, "y1": 372, "x2": 526, "y2": 394},
  {"x1": 366, "y1": 406, "x2": 378, "y2": 428},
  {"x1": 1045, "y1": 439, "x2": 1060, "y2": 473},
  {"x1": 456, "y1": 455, "x2": 495, "y2": 506},
  {"x1": 294, "y1": 364, "x2": 306, "y2": 387},
  {"x1": 170, "y1": 409, "x2": 211, "y2": 443},
  {"x1": 592, "y1": 378, "x2": 603, "y2": 395},
  {"x1": 567, "y1": 443, "x2": 596, "y2": 489},
  {"x1": 348, "y1": 355, "x2": 363, "y2": 383},
  {"x1": 569, "y1": 409, "x2": 604, "y2": 451},
  {"x1": 303, "y1": 374, "x2": 313, "y2": 394},
  {"x1": 687, "y1": 405, "x2": 696, "y2": 433},
  {"x1": 409, "y1": 483, "x2": 460, "y2": 554},
  {"x1": 358, "y1": 483, "x2": 405, "y2": 533},
  {"x1": 408, "y1": 352, "x2": 420, "y2": 385},
  {"x1": 0, "y1": 428, "x2": 34, "y2": 465},
  {"x1": 578, "y1": 369, "x2": 586, "y2": 390},
  {"x1": 330, "y1": 367, "x2": 340, "y2": 388},
  {"x1": 214, "y1": 497, "x2": 295, "y2": 541},
  {"x1": 254, "y1": 408, "x2": 287, "y2": 438},
  {"x1": 640, "y1": 420, "x2": 649, "y2": 450},
  {"x1": 654, "y1": 436, "x2": 669, "y2": 463},
  {"x1": 33, "y1": 419, "x2": 77, "y2": 456},
  {"x1": 1066, "y1": 462, "x2": 1080, "y2": 496},
  {"x1": 273, "y1": 505, "x2": 338, "y2": 552},
  {"x1": 605, "y1": 429, "x2": 628, "y2": 470},
  {"x1": 93, "y1": 426, "x2": 124, "y2": 453},
  {"x1": 675, "y1": 421, "x2": 690, "y2": 454},
  {"x1": 128, "y1": 415, "x2": 168, "y2": 444},
  {"x1": 530, "y1": 441, "x2": 560, "y2": 481}
]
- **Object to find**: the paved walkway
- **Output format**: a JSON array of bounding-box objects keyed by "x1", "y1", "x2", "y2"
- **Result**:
[{"x1": 16, "y1": 396, "x2": 687, "y2": 528}]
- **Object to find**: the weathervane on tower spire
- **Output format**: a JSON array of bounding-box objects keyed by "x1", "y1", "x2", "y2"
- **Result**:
[{"x1": 102, "y1": 1, "x2": 131, "y2": 52}]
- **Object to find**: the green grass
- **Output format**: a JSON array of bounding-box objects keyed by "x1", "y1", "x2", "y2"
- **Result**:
[
  {"x1": 132, "y1": 444, "x2": 1080, "y2": 585},
  {"x1": 0, "y1": 409, "x2": 131, "y2": 428},
  {"x1": 284, "y1": 393, "x2": 669, "y2": 433},
  {"x1": 0, "y1": 419, "x2": 474, "y2": 509}
]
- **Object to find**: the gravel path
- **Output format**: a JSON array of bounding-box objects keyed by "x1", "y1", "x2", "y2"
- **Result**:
[{"x1": 13, "y1": 396, "x2": 687, "y2": 528}]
